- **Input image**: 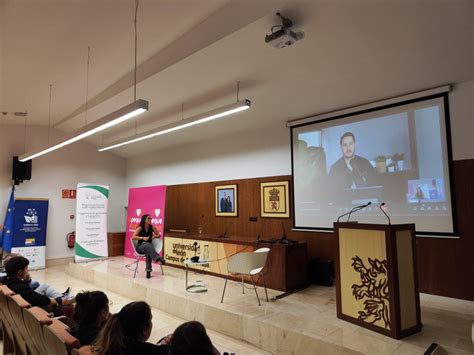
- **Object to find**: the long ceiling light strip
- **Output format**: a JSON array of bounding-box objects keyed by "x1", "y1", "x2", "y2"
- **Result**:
[
  {"x1": 19, "y1": 100, "x2": 148, "y2": 161},
  {"x1": 20, "y1": 1, "x2": 148, "y2": 162},
  {"x1": 98, "y1": 99, "x2": 250, "y2": 152}
]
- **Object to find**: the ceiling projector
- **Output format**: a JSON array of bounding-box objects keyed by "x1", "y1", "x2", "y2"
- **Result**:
[{"x1": 265, "y1": 13, "x2": 304, "y2": 49}]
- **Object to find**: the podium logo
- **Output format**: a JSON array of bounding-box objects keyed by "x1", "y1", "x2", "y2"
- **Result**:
[{"x1": 351, "y1": 256, "x2": 390, "y2": 329}]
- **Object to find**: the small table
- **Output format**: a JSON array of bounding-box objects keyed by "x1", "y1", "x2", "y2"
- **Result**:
[{"x1": 183, "y1": 259, "x2": 209, "y2": 293}]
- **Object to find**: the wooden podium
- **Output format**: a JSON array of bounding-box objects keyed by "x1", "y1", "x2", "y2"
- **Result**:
[{"x1": 334, "y1": 222, "x2": 421, "y2": 339}]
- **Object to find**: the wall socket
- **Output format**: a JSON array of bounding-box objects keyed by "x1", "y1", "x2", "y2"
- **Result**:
[{"x1": 249, "y1": 216, "x2": 258, "y2": 222}]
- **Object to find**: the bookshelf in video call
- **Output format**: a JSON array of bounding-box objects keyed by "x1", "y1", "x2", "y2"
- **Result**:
[{"x1": 334, "y1": 222, "x2": 422, "y2": 339}]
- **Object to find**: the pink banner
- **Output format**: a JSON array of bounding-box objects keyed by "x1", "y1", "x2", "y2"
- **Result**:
[{"x1": 124, "y1": 185, "x2": 167, "y2": 259}]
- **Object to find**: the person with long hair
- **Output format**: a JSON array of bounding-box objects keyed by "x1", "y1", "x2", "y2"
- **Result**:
[
  {"x1": 93, "y1": 301, "x2": 169, "y2": 355},
  {"x1": 169, "y1": 321, "x2": 220, "y2": 355},
  {"x1": 132, "y1": 214, "x2": 165, "y2": 278},
  {"x1": 70, "y1": 291, "x2": 110, "y2": 346}
]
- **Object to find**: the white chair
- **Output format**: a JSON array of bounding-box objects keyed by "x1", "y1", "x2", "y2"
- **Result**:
[
  {"x1": 221, "y1": 247, "x2": 270, "y2": 306},
  {"x1": 126, "y1": 238, "x2": 164, "y2": 278}
]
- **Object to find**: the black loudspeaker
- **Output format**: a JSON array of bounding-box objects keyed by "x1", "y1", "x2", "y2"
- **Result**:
[
  {"x1": 12, "y1": 156, "x2": 32, "y2": 184},
  {"x1": 308, "y1": 258, "x2": 334, "y2": 286}
]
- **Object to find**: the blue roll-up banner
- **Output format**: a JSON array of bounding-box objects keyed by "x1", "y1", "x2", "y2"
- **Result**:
[{"x1": 12, "y1": 199, "x2": 49, "y2": 269}]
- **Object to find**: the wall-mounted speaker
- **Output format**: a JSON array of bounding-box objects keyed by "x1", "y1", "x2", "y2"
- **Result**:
[{"x1": 12, "y1": 156, "x2": 32, "y2": 185}]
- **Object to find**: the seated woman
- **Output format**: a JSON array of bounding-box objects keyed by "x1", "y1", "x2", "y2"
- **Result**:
[
  {"x1": 70, "y1": 291, "x2": 110, "y2": 346},
  {"x1": 132, "y1": 214, "x2": 165, "y2": 279},
  {"x1": 93, "y1": 301, "x2": 169, "y2": 355},
  {"x1": 169, "y1": 321, "x2": 220, "y2": 355}
]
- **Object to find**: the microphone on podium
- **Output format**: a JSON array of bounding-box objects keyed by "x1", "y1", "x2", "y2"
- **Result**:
[
  {"x1": 379, "y1": 202, "x2": 391, "y2": 225},
  {"x1": 347, "y1": 201, "x2": 371, "y2": 222},
  {"x1": 337, "y1": 202, "x2": 371, "y2": 222}
]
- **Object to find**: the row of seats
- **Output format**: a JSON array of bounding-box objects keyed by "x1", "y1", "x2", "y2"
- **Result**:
[{"x1": 0, "y1": 285, "x2": 90, "y2": 355}]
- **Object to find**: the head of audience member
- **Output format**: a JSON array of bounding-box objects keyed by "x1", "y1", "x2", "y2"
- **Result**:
[
  {"x1": 139, "y1": 214, "x2": 152, "y2": 230},
  {"x1": 4, "y1": 255, "x2": 30, "y2": 281},
  {"x1": 2, "y1": 252, "x2": 20, "y2": 266},
  {"x1": 339, "y1": 132, "x2": 356, "y2": 161},
  {"x1": 93, "y1": 301, "x2": 153, "y2": 355},
  {"x1": 73, "y1": 291, "x2": 110, "y2": 328},
  {"x1": 169, "y1": 321, "x2": 218, "y2": 355}
]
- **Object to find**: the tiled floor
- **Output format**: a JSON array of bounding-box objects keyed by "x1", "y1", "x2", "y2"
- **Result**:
[{"x1": 27, "y1": 258, "x2": 474, "y2": 354}]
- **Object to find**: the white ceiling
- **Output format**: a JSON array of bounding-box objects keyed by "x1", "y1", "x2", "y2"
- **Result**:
[{"x1": 0, "y1": 0, "x2": 472, "y2": 159}]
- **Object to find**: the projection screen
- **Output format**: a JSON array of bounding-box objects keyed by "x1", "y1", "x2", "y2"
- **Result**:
[{"x1": 291, "y1": 93, "x2": 456, "y2": 236}]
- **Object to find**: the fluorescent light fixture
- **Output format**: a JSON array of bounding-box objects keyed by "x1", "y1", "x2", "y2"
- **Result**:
[
  {"x1": 98, "y1": 99, "x2": 251, "y2": 151},
  {"x1": 19, "y1": 99, "x2": 148, "y2": 162}
]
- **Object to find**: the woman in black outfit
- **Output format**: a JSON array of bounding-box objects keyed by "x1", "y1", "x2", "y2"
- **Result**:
[
  {"x1": 93, "y1": 301, "x2": 169, "y2": 355},
  {"x1": 132, "y1": 214, "x2": 165, "y2": 278},
  {"x1": 70, "y1": 291, "x2": 110, "y2": 346}
]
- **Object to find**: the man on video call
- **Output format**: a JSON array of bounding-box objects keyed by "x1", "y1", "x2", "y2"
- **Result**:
[{"x1": 328, "y1": 132, "x2": 377, "y2": 190}]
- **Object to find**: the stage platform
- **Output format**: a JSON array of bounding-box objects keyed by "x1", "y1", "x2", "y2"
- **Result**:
[{"x1": 65, "y1": 256, "x2": 474, "y2": 355}]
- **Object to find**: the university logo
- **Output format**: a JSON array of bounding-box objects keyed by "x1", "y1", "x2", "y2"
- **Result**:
[
  {"x1": 136, "y1": 208, "x2": 142, "y2": 217},
  {"x1": 155, "y1": 209, "x2": 161, "y2": 217}
]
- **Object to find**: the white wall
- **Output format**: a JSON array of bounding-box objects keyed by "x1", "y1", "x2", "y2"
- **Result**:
[
  {"x1": 126, "y1": 123, "x2": 291, "y2": 188},
  {"x1": 126, "y1": 81, "x2": 474, "y2": 188},
  {"x1": 449, "y1": 81, "x2": 474, "y2": 161},
  {"x1": 0, "y1": 126, "x2": 127, "y2": 259}
]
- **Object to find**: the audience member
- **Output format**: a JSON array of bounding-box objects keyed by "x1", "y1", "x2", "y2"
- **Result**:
[
  {"x1": 70, "y1": 291, "x2": 110, "y2": 346},
  {"x1": 93, "y1": 301, "x2": 169, "y2": 355},
  {"x1": 2, "y1": 253, "x2": 70, "y2": 297},
  {"x1": 169, "y1": 321, "x2": 220, "y2": 355},
  {"x1": 0, "y1": 255, "x2": 72, "y2": 313}
]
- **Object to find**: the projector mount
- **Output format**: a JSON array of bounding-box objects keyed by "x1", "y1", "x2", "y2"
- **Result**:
[{"x1": 265, "y1": 12, "x2": 304, "y2": 49}]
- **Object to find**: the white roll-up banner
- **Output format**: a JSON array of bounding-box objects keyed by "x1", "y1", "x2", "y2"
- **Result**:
[{"x1": 75, "y1": 183, "x2": 109, "y2": 262}]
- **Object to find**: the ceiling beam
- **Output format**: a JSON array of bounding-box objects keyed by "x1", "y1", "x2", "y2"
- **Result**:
[{"x1": 54, "y1": 0, "x2": 289, "y2": 128}]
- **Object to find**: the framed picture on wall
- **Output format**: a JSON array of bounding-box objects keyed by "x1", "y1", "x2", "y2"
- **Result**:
[
  {"x1": 215, "y1": 184, "x2": 238, "y2": 217},
  {"x1": 260, "y1": 181, "x2": 290, "y2": 218}
]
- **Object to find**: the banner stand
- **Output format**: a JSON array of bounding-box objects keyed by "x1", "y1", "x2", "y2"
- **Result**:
[
  {"x1": 75, "y1": 183, "x2": 109, "y2": 263},
  {"x1": 124, "y1": 185, "x2": 166, "y2": 259},
  {"x1": 11, "y1": 198, "x2": 49, "y2": 270}
]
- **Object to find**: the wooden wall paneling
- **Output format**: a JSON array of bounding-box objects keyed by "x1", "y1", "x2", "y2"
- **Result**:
[
  {"x1": 107, "y1": 232, "x2": 125, "y2": 257},
  {"x1": 164, "y1": 160, "x2": 474, "y2": 300},
  {"x1": 416, "y1": 159, "x2": 474, "y2": 300}
]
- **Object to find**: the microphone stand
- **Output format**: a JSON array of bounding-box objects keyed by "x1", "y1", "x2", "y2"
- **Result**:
[
  {"x1": 256, "y1": 217, "x2": 267, "y2": 243},
  {"x1": 336, "y1": 202, "x2": 371, "y2": 223},
  {"x1": 337, "y1": 206, "x2": 359, "y2": 222},
  {"x1": 219, "y1": 218, "x2": 231, "y2": 239},
  {"x1": 191, "y1": 242, "x2": 199, "y2": 262},
  {"x1": 379, "y1": 203, "x2": 391, "y2": 224},
  {"x1": 279, "y1": 221, "x2": 288, "y2": 244},
  {"x1": 347, "y1": 202, "x2": 371, "y2": 222},
  {"x1": 279, "y1": 222, "x2": 296, "y2": 244}
]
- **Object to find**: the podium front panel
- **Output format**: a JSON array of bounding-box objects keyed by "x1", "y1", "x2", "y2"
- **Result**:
[
  {"x1": 338, "y1": 227, "x2": 391, "y2": 332},
  {"x1": 396, "y1": 229, "x2": 417, "y2": 331}
]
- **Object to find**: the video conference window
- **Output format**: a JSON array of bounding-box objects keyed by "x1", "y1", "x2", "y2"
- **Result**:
[{"x1": 291, "y1": 95, "x2": 455, "y2": 235}]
